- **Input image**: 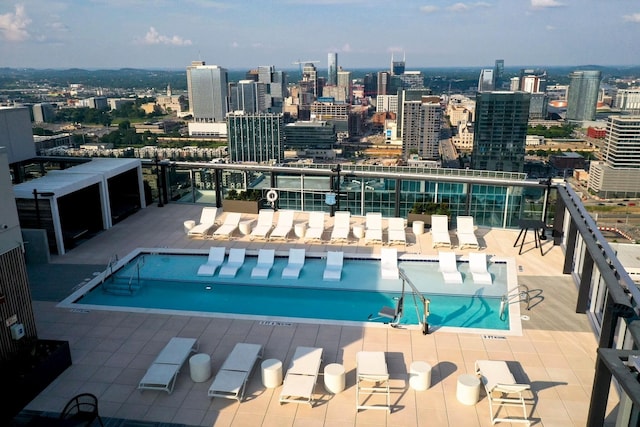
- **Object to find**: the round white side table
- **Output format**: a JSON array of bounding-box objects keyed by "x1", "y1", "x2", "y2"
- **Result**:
[
  {"x1": 183, "y1": 220, "x2": 196, "y2": 234},
  {"x1": 409, "y1": 361, "x2": 432, "y2": 391},
  {"x1": 294, "y1": 222, "x2": 307, "y2": 239},
  {"x1": 456, "y1": 374, "x2": 481, "y2": 405},
  {"x1": 324, "y1": 363, "x2": 346, "y2": 394},
  {"x1": 239, "y1": 220, "x2": 253, "y2": 236},
  {"x1": 261, "y1": 358, "x2": 283, "y2": 388},
  {"x1": 412, "y1": 220, "x2": 425, "y2": 236},
  {"x1": 189, "y1": 353, "x2": 211, "y2": 382},
  {"x1": 352, "y1": 225, "x2": 364, "y2": 239}
]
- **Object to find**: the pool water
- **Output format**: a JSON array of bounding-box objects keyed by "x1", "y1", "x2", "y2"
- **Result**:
[{"x1": 73, "y1": 252, "x2": 511, "y2": 330}]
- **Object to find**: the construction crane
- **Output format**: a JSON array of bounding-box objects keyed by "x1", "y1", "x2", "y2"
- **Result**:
[{"x1": 292, "y1": 59, "x2": 320, "y2": 81}]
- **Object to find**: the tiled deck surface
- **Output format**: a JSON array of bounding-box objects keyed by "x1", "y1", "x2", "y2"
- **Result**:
[{"x1": 18, "y1": 204, "x2": 620, "y2": 426}]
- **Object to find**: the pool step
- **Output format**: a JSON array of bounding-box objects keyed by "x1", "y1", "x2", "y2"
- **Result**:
[{"x1": 102, "y1": 278, "x2": 142, "y2": 295}]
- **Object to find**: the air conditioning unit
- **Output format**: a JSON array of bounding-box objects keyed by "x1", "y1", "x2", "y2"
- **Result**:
[{"x1": 10, "y1": 323, "x2": 25, "y2": 340}]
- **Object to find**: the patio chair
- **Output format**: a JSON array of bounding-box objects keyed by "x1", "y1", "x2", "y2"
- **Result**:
[
  {"x1": 364, "y1": 212, "x2": 383, "y2": 245},
  {"x1": 469, "y1": 252, "x2": 492, "y2": 285},
  {"x1": 251, "y1": 249, "x2": 275, "y2": 278},
  {"x1": 304, "y1": 211, "x2": 326, "y2": 242},
  {"x1": 212, "y1": 212, "x2": 242, "y2": 240},
  {"x1": 386, "y1": 217, "x2": 407, "y2": 246},
  {"x1": 208, "y1": 343, "x2": 263, "y2": 401},
  {"x1": 282, "y1": 248, "x2": 306, "y2": 279},
  {"x1": 219, "y1": 248, "x2": 246, "y2": 278},
  {"x1": 380, "y1": 247, "x2": 399, "y2": 280},
  {"x1": 438, "y1": 251, "x2": 463, "y2": 284},
  {"x1": 59, "y1": 393, "x2": 104, "y2": 426},
  {"x1": 323, "y1": 251, "x2": 344, "y2": 281},
  {"x1": 279, "y1": 346, "x2": 323, "y2": 406},
  {"x1": 249, "y1": 209, "x2": 274, "y2": 241},
  {"x1": 187, "y1": 207, "x2": 218, "y2": 238},
  {"x1": 356, "y1": 351, "x2": 390, "y2": 412},
  {"x1": 196, "y1": 246, "x2": 226, "y2": 276},
  {"x1": 456, "y1": 216, "x2": 480, "y2": 249},
  {"x1": 269, "y1": 210, "x2": 295, "y2": 241},
  {"x1": 431, "y1": 214, "x2": 452, "y2": 248},
  {"x1": 475, "y1": 359, "x2": 531, "y2": 425},
  {"x1": 330, "y1": 211, "x2": 351, "y2": 243},
  {"x1": 138, "y1": 337, "x2": 198, "y2": 394}
]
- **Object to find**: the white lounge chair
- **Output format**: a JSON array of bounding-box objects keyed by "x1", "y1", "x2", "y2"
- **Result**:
[
  {"x1": 356, "y1": 351, "x2": 390, "y2": 412},
  {"x1": 282, "y1": 248, "x2": 306, "y2": 279},
  {"x1": 188, "y1": 207, "x2": 218, "y2": 238},
  {"x1": 380, "y1": 247, "x2": 399, "y2": 280},
  {"x1": 138, "y1": 337, "x2": 198, "y2": 394},
  {"x1": 438, "y1": 251, "x2": 463, "y2": 284},
  {"x1": 386, "y1": 217, "x2": 407, "y2": 246},
  {"x1": 457, "y1": 216, "x2": 480, "y2": 249},
  {"x1": 475, "y1": 360, "x2": 531, "y2": 425},
  {"x1": 364, "y1": 212, "x2": 383, "y2": 245},
  {"x1": 208, "y1": 343, "x2": 263, "y2": 401},
  {"x1": 469, "y1": 252, "x2": 492, "y2": 285},
  {"x1": 304, "y1": 211, "x2": 326, "y2": 242},
  {"x1": 269, "y1": 210, "x2": 295, "y2": 241},
  {"x1": 279, "y1": 346, "x2": 323, "y2": 406},
  {"x1": 219, "y1": 248, "x2": 246, "y2": 278},
  {"x1": 330, "y1": 211, "x2": 351, "y2": 243},
  {"x1": 323, "y1": 251, "x2": 344, "y2": 281},
  {"x1": 197, "y1": 246, "x2": 225, "y2": 276},
  {"x1": 431, "y1": 214, "x2": 452, "y2": 248},
  {"x1": 212, "y1": 212, "x2": 242, "y2": 240},
  {"x1": 249, "y1": 209, "x2": 274, "y2": 241},
  {"x1": 251, "y1": 249, "x2": 275, "y2": 278}
]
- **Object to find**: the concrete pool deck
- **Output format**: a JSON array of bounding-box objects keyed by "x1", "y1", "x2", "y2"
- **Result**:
[{"x1": 17, "y1": 204, "x2": 620, "y2": 426}]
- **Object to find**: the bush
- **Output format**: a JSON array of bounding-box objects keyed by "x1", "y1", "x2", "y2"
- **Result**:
[{"x1": 410, "y1": 202, "x2": 451, "y2": 216}]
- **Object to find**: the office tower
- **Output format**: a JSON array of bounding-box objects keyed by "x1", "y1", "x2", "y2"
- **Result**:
[
  {"x1": 401, "y1": 98, "x2": 442, "y2": 160},
  {"x1": 229, "y1": 80, "x2": 259, "y2": 113},
  {"x1": 391, "y1": 53, "x2": 405, "y2": 76},
  {"x1": 494, "y1": 59, "x2": 504, "y2": 89},
  {"x1": 614, "y1": 88, "x2": 640, "y2": 113},
  {"x1": 337, "y1": 70, "x2": 352, "y2": 104},
  {"x1": 478, "y1": 69, "x2": 494, "y2": 92},
  {"x1": 363, "y1": 73, "x2": 376, "y2": 97},
  {"x1": 510, "y1": 77, "x2": 520, "y2": 91},
  {"x1": 377, "y1": 71, "x2": 390, "y2": 96},
  {"x1": 32, "y1": 103, "x2": 55, "y2": 123},
  {"x1": 328, "y1": 53, "x2": 338, "y2": 86},
  {"x1": 471, "y1": 91, "x2": 531, "y2": 172},
  {"x1": 227, "y1": 112, "x2": 283, "y2": 163},
  {"x1": 186, "y1": 62, "x2": 229, "y2": 122},
  {"x1": 528, "y1": 93, "x2": 548, "y2": 120},
  {"x1": 284, "y1": 120, "x2": 336, "y2": 150},
  {"x1": 254, "y1": 65, "x2": 287, "y2": 113},
  {"x1": 566, "y1": 70, "x2": 601, "y2": 122},
  {"x1": 302, "y1": 63, "x2": 318, "y2": 98}
]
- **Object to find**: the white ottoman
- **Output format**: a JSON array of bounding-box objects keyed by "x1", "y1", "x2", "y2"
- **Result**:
[
  {"x1": 352, "y1": 225, "x2": 364, "y2": 239},
  {"x1": 456, "y1": 374, "x2": 481, "y2": 405},
  {"x1": 409, "y1": 361, "x2": 432, "y2": 391},
  {"x1": 183, "y1": 220, "x2": 196, "y2": 234},
  {"x1": 261, "y1": 358, "x2": 283, "y2": 388},
  {"x1": 189, "y1": 353, "x2": 211, "y2": 382},
  {"x1": 324, "y1": 363, "x2": 346, "y2": 394},
  {"x1": 412, "y1": 220, "x2": 425, "y2": 236}
]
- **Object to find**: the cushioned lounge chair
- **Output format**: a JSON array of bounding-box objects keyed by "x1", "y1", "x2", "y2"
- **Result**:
[
  {"x1": 269, "y1": 210, "x2": 295, "y2": 241},
  {"x1": 208, "y1": 343, "x2": 263, "y2": 401},
  {"x1": 330, "y1": 211, "x2": 351, "y2": 243},
  {"x1": 469, "y1": 252, "x2": 492, "y2": 285},
  {"x1": 475, "y1": 359, "x2": 531, "y2": 425},
  {"x1": 282, "y1": 248, "x2": 306, "y2": 279},
  {"x1": 323, "y1": 251, "x2": 344, "y2": 281},
  {"x1": 197, "y1": 246, "x2": 226, "y2": 276},
  {"x1": 212, "y1": 212, "x2": 242, "y2": 240},
  {"x1": 380, "y1": 247, "x2": 399, "y2": 280},
  {"x1": 457, "y1": 216, "x2": 480, "y2": 249},
  {"x1": 431, "y1": 214, "x2": 452, "y2": 248},
  {"x1": 138, "y1": 337, "x2": 198, "y2": 394},
  {"x1": 219, "y1": 248, "x2": 246, "y2": 278},
  {"x1": 279, "y1": 346, "x2": 323, "y2": 406},
  {"x1": 438, "y1": 251, "x2": 463, "y2": 284},
  {"x1": 364, "y1": 212, "x2": 383, "y2": 245},
  {"x1": 250, "y1": 209, "x2": 274, "y2": 241},
  {"x1": 304, "y1": 211, "x2": 326, "y2": 242},
  {"x1": 188, "y1": 207, "x2": 218, "y2": 238},
  {"x1": 356, "y1": 351, "x2": 390, "y2": 412},
  {"x1": 251, "y1": 249, "x2": 275, "y2": 278},
  {"x1": 386, "y1": 217, "x2": 407, "y2": 246}
]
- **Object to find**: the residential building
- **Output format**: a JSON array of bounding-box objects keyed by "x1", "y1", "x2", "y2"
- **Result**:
[
  {"x1": 186, "y1": 62, "x2": 229, "y2": 122},
  {"x1": 226, "y1": 112, "x2": 284, "y2": 163},
  {"x1": 452, "y1": 122, "x2": 474, "y2": 152},
  {"x1": 328, "y1": 52, "x2": 337, "y2": 86},
  {"x1": 337, "y1": 70, "x2": 352, "y2": 104},
  {"x1": 377, "y1": 71, "x2": 390, "y2": 96},
  {"x1": 566, "y1": 70, "x2": 601, "y2": 123},
  {"x1": 471, "y1": 91, "x2": 530, "y2": 173},
  {"x1": 376, "y1": 95, "x2": 398, "y2": 114},
  {"x1": 396, "y1": 89, "x2": 435, "y2": 140},
  {"x1": 614, "y1": 88, "x2": 640, "y2": 113},
  {"x1": 401, "y1": 99, "x2": 442, "y2": 160},
  {"x1": 310, "y1": 101, "x2": 360, "y2": 140}
]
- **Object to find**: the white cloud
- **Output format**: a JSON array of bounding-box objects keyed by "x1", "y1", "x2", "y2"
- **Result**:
[
  {"x1": 531, "y1": 0, "x2": 564, "y2": 9},
  {"x1": 623, "y1": 13, "x2": 640, "y2": 23},
  {"x1": 0, "y1": 4, "x2": 32, "y2": 41},
  {"x1": 230, "y1": 41, "x2": 239, "y2": 48},
  {"x1": 445, "y1": 2, "x2": 491, "y2": 12},
  {"x1": 341, "y1": 43, "x2": 352, "y2": 53},
  {"x1": 546, "y1": 25, "x2": 556, "y2": 31},
  {"x1": 420, "y1": 5, "x2": 439, "y2": 13},
  {"x1": 140, "y1": 27, "x2": 192, "y2": 46}
]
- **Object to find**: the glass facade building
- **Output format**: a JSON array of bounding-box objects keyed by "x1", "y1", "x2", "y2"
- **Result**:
[
  {"x1": 226, "y1": 113, "x2": 283, "y2": 163},
  {"x1": 186, "y1": 64, "x2": 229, "y2": 122},
  {"x1": 328, "y1": 52, "x2": 337, "y2": 86},
  {"x1": 566, "y1": 70, "x2": 601, "y2": 122}
]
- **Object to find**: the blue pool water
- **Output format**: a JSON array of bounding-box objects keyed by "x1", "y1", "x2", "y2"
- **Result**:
[{"x1": 72, "y1": 252, "x2": 511, "y2": 330}]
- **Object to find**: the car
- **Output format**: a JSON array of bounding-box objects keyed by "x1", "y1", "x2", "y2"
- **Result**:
[{"x1": 618, "y1": 203, "x2": 626, "y2": 206}]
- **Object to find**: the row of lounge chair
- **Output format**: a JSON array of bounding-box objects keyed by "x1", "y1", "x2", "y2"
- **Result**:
[
  {"x1": 431, "y1": 214, "x2": 481, "y2": 249},
  {"x1": 438, "y1": 250, "x2": 493, "y2": 285}
]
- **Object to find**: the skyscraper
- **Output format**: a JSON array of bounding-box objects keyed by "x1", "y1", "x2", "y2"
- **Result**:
[
  {"x1": 494, "y1": 59, "x2": 504, "y2": 90},
  {"x1": 328, "y1": 52, "x2": 338, "y2": 86},
  {"x1": 478, "y1": 69, "x2": 495, "y2": 92},
  {"x1": 337, "y1": 70, "x2": 352, "y2": 104},
  {"x1": 391, "y1": 53, "x2": 405, "y2": 76},
  {"x1": 471, "y1": 91, "x2": 531, "y2": 173},
  {"x1": 401, "y1": 98, "x2": 442, "y2": 160},
  {"x1": 229, "y1": 80, "x2": 259, "y2": 113},
  {"x1": 227, "y1": 112, "x2": 284, "y2": 163},
  {"x1": 186, "y1": 62, "x2": 229, "y2": 122},
  {"x1": 566, "y1": 70, "x2": 601, "y2": 122}
]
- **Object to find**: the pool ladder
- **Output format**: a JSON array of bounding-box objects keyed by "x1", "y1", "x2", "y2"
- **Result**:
[
  {"x1": 100, "y1": 254, "x2": 119, "y2": 289},
  {"x1": 499, "y1": 284, "x2": 531, "y2": 321},
  {"x1": 101, "y1": 254, "x2": 145, "y2": 295}
]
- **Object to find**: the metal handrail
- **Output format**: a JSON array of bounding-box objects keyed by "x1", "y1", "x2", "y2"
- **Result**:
[
  {"x1": 127, "y1": 255, "x2": 145, "y2": 293},
  {"x1": 398, "y1": 268, "x2": 431, "y2": 335},
  {"x1": 499, "y1": 284, "x2": 530, "y2": 321},
  {"x1": 100, "y1": 254, "x2": 119, "y2": 289}
]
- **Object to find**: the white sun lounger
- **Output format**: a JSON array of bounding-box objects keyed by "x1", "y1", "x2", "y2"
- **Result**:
[
  {"x1": 475, "y1": 360, "x2": 531, "y2": 425},
  {"x1": 197, "y1": 246, "x2": 226, "y2": 276},
  {"x1": 188, "y1": 207, "x2": 218, "y2": 238},
  {"x1": 438, "y1": 251, "x2": 463, "y2": 284},
  {"x1": 386, "y1": 217, "x2": 407, "y2": 246},
  {"x1": 279, "y1": 346, "x2": 323, "y2": 406},
  {"x1": 251, "y1": 249, "x2": 275, "y2": 278},
  {"x1": 431, "y1": 214, "x2": 452, "y2": 248},
  {"x1": 208, "y1": 343, "x2": 263, "y2": 401},
  {"x1": 469, "y1": 252, "x2": 492, "y2": 285},
  {"x1": 138, "y1": 337, "x2": 198, "y2": 394},
  {"x1": 304, "y1": 211, "x2": 326, "y2": 242},
  {"x1": 269, "y1": 210, "x2": 295, "y2": 241},
  {"x1": 380, "y1": 247, "x2": 399, "y2": 280},
  {"x1": 364, "y1": 212, "x2": 383, "y2": 245},
  {"x1": 282, "y1": 248, "x2": 306, "y2": 279},
  {"x1": 356, "y1": 351, "x2": 390, "y2": 412},
  {"x1": 330, "y1": 211, "x2": 351, "y2": 243},
  {"x1": 249, "y1": 209, "x2": 274, "y2": 241},
  {"x1": 457, "y1": 216, "x2": 480, "y2": 249},
  {"x1": 212, "y1": 212, "x2": 242, "y2": 240},
  {"x1": 323, "y1": 251, "x2": 344, "y2": 281},
  {"x1": 219, "y1": 248, "x2": 246, "y2": 278}
]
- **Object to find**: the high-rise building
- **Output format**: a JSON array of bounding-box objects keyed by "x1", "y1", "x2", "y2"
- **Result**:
[
  {"x1": 478, "y1": 69, "x2": 495, "y2": 92},
  {"x1": 566, "y1": 70, "x2": 601, "y2": 123},
  {"x1": 284, "y1": 120, "x2": 336, "y2": 150},
  {"x1": 32, "y1": 103, "x2": 55, "y2": 123},
  {"x1": 226, "y1": 112, "x2": 283, "y2": 163},
  {"x1": 401, "y1": 98, "x2": 442, "y2": 160},
  {"x1": 614, "y1": 88, "x2": 640, "y2": 113},
  {"x1": 471, "y1": 91, "x2": 531, "y2": 172},
  {"x1": 337, "y1": 70, "x2": 352, "y2": 104},
  {"x1": 395, "y1": 88, "x2": 433, "y2": 139},
  {"x1": 255, "y1": 65, "x2": 287, "y2": 113},
  {"x1": 186, "y1": 62, "x2": 229, "y2": 122},
  {"x1": 328, "y1": 53, "x2": 338, "y2": 86},
  {"x1": 391, "y1": 53, "x2": 405, "y2": 76},
  {"x1": 229, "y1": 80, "x2": 259, "y2": 113},
  {"x1": 377, "y1": 71, "x2": 390, "y2": 96},
  {"x1": 363, "y1": 73, "x2": 377, "y2": 97},
  {"x1": 494, "y1": 59, "x2": 504, "y2": 89},
  {"x1": 302, "y1": 63, "x2": 318, "y2": 98}
]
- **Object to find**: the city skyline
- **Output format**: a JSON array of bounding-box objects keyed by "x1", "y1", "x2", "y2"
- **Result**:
[{"x1": 0, "y1": 1, "x2": 639, "y2": 70}]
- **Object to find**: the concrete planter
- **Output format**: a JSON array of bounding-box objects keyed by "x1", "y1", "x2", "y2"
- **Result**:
[{"x1": 222, "y1": 199, "x2": 261, "y2": 214}]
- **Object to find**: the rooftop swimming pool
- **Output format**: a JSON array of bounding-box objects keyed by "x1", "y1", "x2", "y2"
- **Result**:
[{"x1": 59, "y1": 248, "x2": 522, "y2": 334}]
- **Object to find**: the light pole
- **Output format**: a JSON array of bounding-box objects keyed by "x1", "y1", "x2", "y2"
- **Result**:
[{"x1": 155, "y1": 155, "x2": 163, "y2": 207}]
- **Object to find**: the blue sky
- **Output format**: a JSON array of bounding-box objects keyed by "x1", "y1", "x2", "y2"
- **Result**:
[{"x1": 1, "y1": 0, "x2": 638, "y2": 70}]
